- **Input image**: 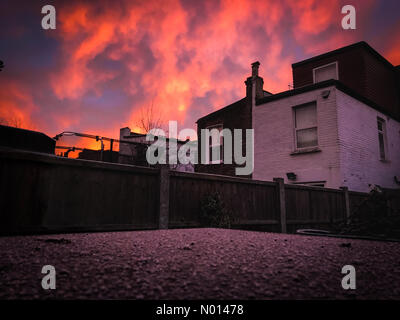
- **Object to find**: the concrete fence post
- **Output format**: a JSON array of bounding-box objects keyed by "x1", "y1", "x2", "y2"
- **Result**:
[
  {"x1": 159, "y1": 165, "x2": 170, "y2": 229},
  {"x1": 273, "y1": 178, "x2": 287, "y2": 233},
  {"x1": 341, "y1": 186, "x2": 351, "y2": 224}
]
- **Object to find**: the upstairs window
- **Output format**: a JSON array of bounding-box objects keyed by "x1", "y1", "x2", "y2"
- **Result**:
[
  {"x1": 377, "y1": 117, "x2": 388, "y2": 160},
  {"x1": 294, "y1": 103, "x2": 318, "y2": 149},
  {"x1": 206, "y1": 124, "x2": 223, "y2": 164},
  {"x1": 313, "y1": 62, "x2": 338, "y2": 83}
]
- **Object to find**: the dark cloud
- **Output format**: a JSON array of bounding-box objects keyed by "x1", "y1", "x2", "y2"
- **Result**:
[{"x1": 0, "y1": 0, "x2": 399, "y2": 144}]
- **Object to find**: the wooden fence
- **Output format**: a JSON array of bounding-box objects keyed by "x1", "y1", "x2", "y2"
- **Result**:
[
  {"x1": 0, "y1": 148, "x2": 160, "y2": 235},
  {"x1": 168, "y1": 171, "x2": 368, "y2": 233},
  {"x1": 285, "y1": 185, "x2": 347, "y2": 233},
  {"x1": 1, "y1": 147, "x2": 397, "y2": 235},
  {"x1": 168, "y1": 171, "x2": 280, "y2": 232}
]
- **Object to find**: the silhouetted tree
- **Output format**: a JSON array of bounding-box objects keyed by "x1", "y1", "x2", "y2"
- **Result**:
[
  {"x1": 0, "y1": 116, "x2": 22, "y2": 128},
  {"x1": 0, "y1": 60, "x2": 4, "y2": 71},
  {"x1": 135, "y1": 100, "x2": 165, "y2": 134}
]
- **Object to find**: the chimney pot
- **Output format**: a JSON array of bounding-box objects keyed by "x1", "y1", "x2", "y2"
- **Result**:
[
  {"x1": 251, "y1": 61, "x2": 260, "y2": 77},
  {"x1": 245, "y1": 61, "x2": 264, "y2": 100}
]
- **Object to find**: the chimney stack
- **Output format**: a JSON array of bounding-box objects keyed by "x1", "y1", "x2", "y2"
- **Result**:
[
  {"x1": 120, "y1": 127, "x2": 131, "y2": 140},
  {"x1": 245, "y1": 61, "x2": 264, "y2": 100},
  {"x1": 251, "y1": 61, "x2": 260, "y2": 78}
]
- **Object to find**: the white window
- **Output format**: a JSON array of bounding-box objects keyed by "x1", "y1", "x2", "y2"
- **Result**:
[
  {"x1": 206, "y1": 124, "x2": 223, "y2": 164},
  {"x1": 294, "y1": 103, "x2": 318, "y2": 149},
  {"x1": 377, "y1": 117, "x2": 388, "y2": 160},
  {"x1": 313, "y1": 62, "x2": 338, "y2": 83}
]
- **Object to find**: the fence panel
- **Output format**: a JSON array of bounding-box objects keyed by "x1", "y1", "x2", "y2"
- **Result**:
[
  {"x1": 169, "y1": 171, "x2": 279, "y2": 230},
  {"x1": 285, "y1": 185, "x2": 346, "y2": 232},
  {"x1": 0, "y1": 148, "x2": 159, "y2": 234},
  {"x1": 348, "y1": 191, "x2": 369, "y2": 215},
  {"x1": 384, "y1": 188, "x2": 400, "y2": 215},
  {"x1": 3, "y1": 147, "x2": 398, "y2": 235}
]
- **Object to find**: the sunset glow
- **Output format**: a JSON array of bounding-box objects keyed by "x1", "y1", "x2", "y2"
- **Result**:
[{"x1": 1, "y1": 0, "x2": 399, "y2": 147}]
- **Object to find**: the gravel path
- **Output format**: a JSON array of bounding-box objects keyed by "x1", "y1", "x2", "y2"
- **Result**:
[{"x1": 1, "y1": 228, "x2": 399, "y2": 299}]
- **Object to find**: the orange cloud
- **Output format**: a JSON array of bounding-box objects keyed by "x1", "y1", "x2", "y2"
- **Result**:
[
  {"x1": 0, "y1": 81, "x2": 39, "y2": 130},
  {"x1": 3, "y1": 0, "x2": 395, "y2": 144},
  {"x1": 47, "y1": 0, "x2": 293, "y2": 131},
  {"x1": 291, "y1": 0, "x2": 339, "y2": 35},
  {"x1": 384, "y1": 22, "x2": 400, "y2": 66}
]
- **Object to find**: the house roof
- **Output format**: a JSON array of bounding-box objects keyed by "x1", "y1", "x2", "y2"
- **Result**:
[
  {"x1": 196, "y1": 97, "x2": 247, "y2": 123},
  {"x1": 292, "y1": 41, "x2": 395, "y2": 69},
  {"x1": 256, "y1": 79, "x2": 400, "y2": 121},
  {"x1": 0, "y1": 125, "x2": 55, "y2": 154},
  {"x1": 197, "y1": 42, "x2": 398, "y2": 124}
]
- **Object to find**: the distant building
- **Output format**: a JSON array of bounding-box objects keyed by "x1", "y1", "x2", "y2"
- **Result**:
[
  {"x1": 0, "y1": 125, "x2": 55, "y2": 154},
  {"x1": 119, "y1": 127, "x2": 194, "y2": 172},
  {"x1": 196, "y1": 42, "x2": 400, "y2": 192},
  {"x1": 195, "y1": 62, "x2": 269, "y2": 178},
  {"x1": 78, "y1": 149, "x2": 119, "y2": 163}
]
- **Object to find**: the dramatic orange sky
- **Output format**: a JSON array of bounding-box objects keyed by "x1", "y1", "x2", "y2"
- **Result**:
[{"x1": 1, "y1": 0, "x2": 399, "y2": 148}]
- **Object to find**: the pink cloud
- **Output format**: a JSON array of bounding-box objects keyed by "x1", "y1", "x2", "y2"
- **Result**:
[{"x1": 3, "y1": 0, "x2": 395, "y2": 145}]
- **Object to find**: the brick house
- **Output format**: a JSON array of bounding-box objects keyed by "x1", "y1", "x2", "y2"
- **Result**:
[
  {"x1": 196, "y1": 62, "x2": 271, "y2": 177},
  {"x1": 196, "y1": 41, "x2": 400, "y2": 192}
]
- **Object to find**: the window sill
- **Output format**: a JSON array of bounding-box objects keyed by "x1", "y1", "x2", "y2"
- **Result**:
[{"x1": 290, "y1": 147, "x2": 321, "y2": 156}]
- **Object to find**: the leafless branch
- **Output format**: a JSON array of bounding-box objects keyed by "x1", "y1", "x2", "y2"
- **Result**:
[
  {"x1": 135, "y1": 100, "x2": 166, "y2": 134},
  {"x1": 0, "y1": 115, "x2": 23, "y2": 128}
]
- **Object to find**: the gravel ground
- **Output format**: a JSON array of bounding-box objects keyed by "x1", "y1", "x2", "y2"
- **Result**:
[{"x1": 0, "y1": 228, "x2": 400, "y2": 300}]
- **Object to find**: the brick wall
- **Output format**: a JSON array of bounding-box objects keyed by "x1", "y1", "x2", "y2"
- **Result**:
[
  {"x1": 336, "y1": 90, "x2": 400, "y2": 192},
  {"x1": 293, "y1": 46, "x2": 366, "y2": 92},
  {"x1": 253, "y1": 85, "x2": 342, "y2": 188},
  {"x1": 363, "y1": 50, "x2": 399, "y2": 118},
  {"x1": 254, "y1": 85, "x2": 400, "y2": 192},
  {"x1": 292, "y1": 44, "x2": 400, "y2": 119},
  {"x1": 196, "y1": 97, "x2": 252, "y2": 177}
]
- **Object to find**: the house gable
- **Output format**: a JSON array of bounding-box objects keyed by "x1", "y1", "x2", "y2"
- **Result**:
[{"x1": 292, "y1": 41, "x2": 400, "y2": 119}]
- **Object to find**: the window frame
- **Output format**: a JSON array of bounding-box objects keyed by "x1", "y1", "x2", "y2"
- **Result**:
[
  {"x1": 205, "y1": 123, "x2": 223, "y2": 164},
  {"x1": 377, "y1": 117, "x2": 388, "y2": 161},
  {"x1": 313, "y1": 61, "x2": 339, "y2": 83},
  {"x1": 293, "y1": 102, "x2": 319, "y2": 151}
]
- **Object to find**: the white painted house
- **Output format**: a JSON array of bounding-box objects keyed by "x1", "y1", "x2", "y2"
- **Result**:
[
  {"x1": 253, "y1": 42, "x2": 400, "y2": 192},
  {"x1": 197, "y1": 42, "x2": 400, "y2": 192}
]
